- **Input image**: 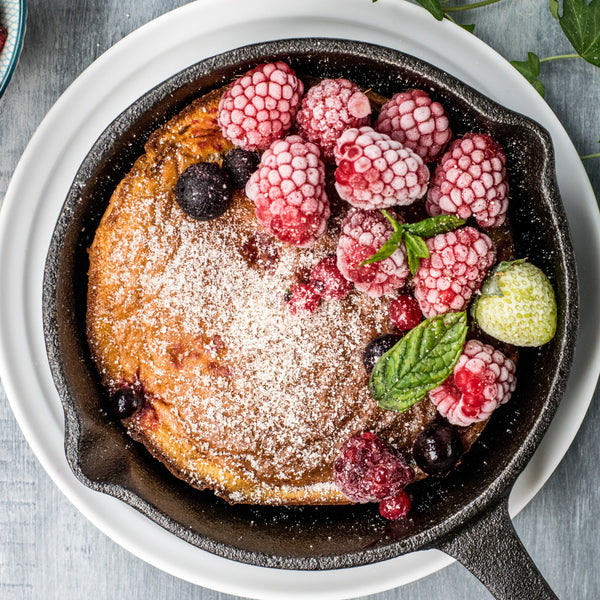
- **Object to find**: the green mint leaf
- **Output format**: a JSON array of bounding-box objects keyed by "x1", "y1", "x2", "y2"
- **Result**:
[
  {"x1": 359, "y1": 230, "x2": 404, "y2": 267},
  {"x1": 403, "y1": 215, "x2": 466, "y2": 238},
  {"x1": 558, "y1": 0, "x2": 600, "y2": 67},
  {"x1": 359, "y1": 209, "x2": 404, "y2": 267},
  {"x1": 459, "y1": 23, "x2": 476, "y2": 33},
  {"x1": 549, "y1": 0, "x2": 559, "y2": 19},
  {"x1": 370, "y1": 312, "x2": 468, "y2": 412},
  {"x1": 414, "y1": 0, "x2": 444, "y2": 20},
  {"x1": 381, "y1": 209, "x2": 402, "y2": 232},
  {"x1": 361, "y1": 213, "x2": 465, "y2": 271},
  {"x1": 404, "y1": 232, "x2": 429, "y2": 276},
  {"x1": 510, "y1": 52, "x2": 546, "y2": 97}
]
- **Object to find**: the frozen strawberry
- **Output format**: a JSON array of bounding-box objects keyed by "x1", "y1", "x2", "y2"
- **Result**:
[{"x1": 472, "y1": 260, "x2": 557, "y2": 346}]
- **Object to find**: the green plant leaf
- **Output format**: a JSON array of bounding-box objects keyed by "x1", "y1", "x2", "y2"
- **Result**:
[
  {"x1": 510, "y1": 52, "x2": 546, "y2": 97},
  {"x1": 415, "y1": 0, "x2": 445, "y2": 20},
  {"x1": 360, "y1": 212, "x2": 466, "y2": 270},
  {"x1": 370, "y1": 312, "x2": 468, "y2": 412},
  {"x1": 404, "y1": 232, "x2": 430, "y2": 276},
  {"x1": 359, "y1": 230, "x2": 404, "y2": 266},
  {"x1": 558, "y1": 0, "x2": 600, "y2": 67},
  {"x1": 403, "y1": 215, "x2": 466, "y2": 238},
  {"x1": 549, "y1": 0, "x2": 560, "y2": 19},
  {"x1": 459, "y1": 23, "x2": 476, "y2": 33}
]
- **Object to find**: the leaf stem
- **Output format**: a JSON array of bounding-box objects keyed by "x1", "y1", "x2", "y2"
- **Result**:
[
  {"x1": 539, "y1": 53, "x2": 580, "y2": 63},
  {"x1": 580, "y1": 152, "x2": 600, "y2": 161},
  {"x1": 443, "y1": 0, "x2": 503, "y2": 13}
]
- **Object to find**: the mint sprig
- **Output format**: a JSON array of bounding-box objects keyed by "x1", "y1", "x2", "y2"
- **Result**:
[
  {"x1": 370, "y1": 312, "x2": 468, "y2": 413},
  {"x1": 360, "y1": 211, "x2": 465, "y2": 276}
]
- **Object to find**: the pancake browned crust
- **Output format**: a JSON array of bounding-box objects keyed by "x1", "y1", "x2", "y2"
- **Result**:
[{"x1": 87, "y1": 88, "x2": 486, "y2": 505}]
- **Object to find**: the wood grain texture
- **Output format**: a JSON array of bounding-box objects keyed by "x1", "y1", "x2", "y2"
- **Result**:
[{"x1": 0, "y1": 1, "x2": 598, "y2": 599}]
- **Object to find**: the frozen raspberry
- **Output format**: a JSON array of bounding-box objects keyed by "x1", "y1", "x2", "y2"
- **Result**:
[
  {"x1": 426, "y1": 133, "x2": 509, "y2": 229},
  {"x1": 296, "y1": 79, "x2": 371, "y2": 160},
  {"x1": 379, "y1": 490, "x2": 411, "y2": 520},
  {"x1": 429, "y1": 340, "x2": 517, "y2": 426},
  {"x1": 336, "y1": 208, "x2": 410, "y2": 297},
  {"x1": 334, "y1": 127, "x2": 429, "y2": 210},
  {"x1": 246, "y1": 136, "x2": 330, "y2": 247},
  {"x1": 309, "y1": 256, "x2": 353, "y2": 301},
  {"x1": 414, "y1": 227, "x2": 496, "y2": 318},
  {"x1": 334, "y1": 432, "x2": 414, "y2": 503},
  {"x1": 374, "y1": 89, "x2": 452, "y2": 163},
  {"x1": 286, "y1": 283, "x2": 321, "y2": 316},
  {"x1": 218, "y1": 62, "x2": 304, "y2": 151},
  {"x1": 389, "y1": 294, "x2": 422, "y2": 331}
]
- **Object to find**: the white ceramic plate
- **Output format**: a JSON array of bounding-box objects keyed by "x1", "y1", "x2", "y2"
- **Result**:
[{"x1": 1, "y1": 1, "x2": 598, "y2": 598}]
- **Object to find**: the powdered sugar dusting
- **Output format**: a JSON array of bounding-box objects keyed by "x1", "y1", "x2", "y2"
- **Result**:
[
  {"x1": 86, "y1": 89, "x2": 481, "y2": 505},
  {"x1": 90, "y1": 165, "x2": 420, "y2": 499}
]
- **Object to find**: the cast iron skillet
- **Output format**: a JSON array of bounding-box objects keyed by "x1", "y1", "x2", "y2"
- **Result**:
[{"x1": 43, "y1": 39, "x2": 578, "y2": 599}]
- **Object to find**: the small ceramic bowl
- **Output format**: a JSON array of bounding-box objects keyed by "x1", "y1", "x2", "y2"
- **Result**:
[
  {"x1": 43, "y1": 39, "x2": 577, "y2": 599},
  {"x1": 0, "y1": 0, "x2": 26, "y2": 98}
]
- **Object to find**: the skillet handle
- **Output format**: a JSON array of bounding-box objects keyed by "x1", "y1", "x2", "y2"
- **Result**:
[{"x1": 435, "y1": 494, "x2": 558, "y2": 600}]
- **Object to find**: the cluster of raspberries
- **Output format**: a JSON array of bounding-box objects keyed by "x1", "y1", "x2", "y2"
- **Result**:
[
  {"x1": 219, "y1": 60, "x2": 508, "y2": 256},
  {"x1": 217, "y1": 62, "x2": 516, "y2": 517}
]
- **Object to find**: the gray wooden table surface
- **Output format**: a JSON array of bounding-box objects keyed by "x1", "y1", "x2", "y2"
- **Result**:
[{"x1": 1, "y1": 1, "x2": 599, "y2": 599}]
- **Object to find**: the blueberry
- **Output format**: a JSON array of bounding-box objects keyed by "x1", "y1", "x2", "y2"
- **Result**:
[
  {"x1": 362, "y1": 333, "x2": 402, "y2": 374},
  {"x1": 222, "y1": 148, "x2": 260, "y2": 189},
  {"x1": 413, "y1": 422, "x2": 464, "y2": 476},
  {"x1": 106, "y1": 388, "x2": 143, "y2": 419},
  {"x1": 174, "y1": 162, "x2": 232, "y2": 221}
]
